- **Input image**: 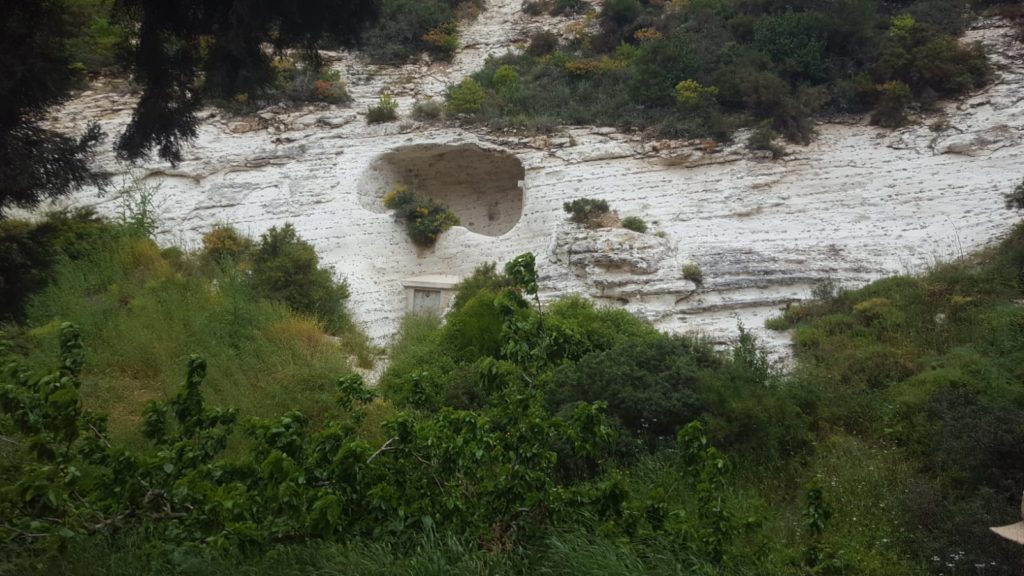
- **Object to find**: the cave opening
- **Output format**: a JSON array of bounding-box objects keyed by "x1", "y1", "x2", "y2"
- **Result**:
[{"x1": 358, "y1": 144, "x2": 525, "y2": 236}]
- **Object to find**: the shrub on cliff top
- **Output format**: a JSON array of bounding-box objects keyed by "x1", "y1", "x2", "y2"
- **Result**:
[{"x1": 564, "y1": 198, "x2": 611, "y2": 227}]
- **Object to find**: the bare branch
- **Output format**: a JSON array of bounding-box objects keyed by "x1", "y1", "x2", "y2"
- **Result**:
[{"x1": 367, "y1": 437, "x2": 398, "y2": 463}]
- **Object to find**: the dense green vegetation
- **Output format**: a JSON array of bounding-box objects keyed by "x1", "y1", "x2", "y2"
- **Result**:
[
  {"x1": 3, "y1": 1, "x2": 1024, "y2": 573},
  {"x1": 64, "y1": 0, "x2": 126, "y2": 75},
  {"x1": 0, "y1": 213, "x2": 371, "y2": 446},
  {"x1": 362, "y1": 0, "x2": 484, "y2": 64},
  {"x1": 3, "y1": 213, "x2": 1023, "y2": 574},
  {"x1": 767, "y1": 221, "x2": 1024, "y2": 571},
  {"x1": 454, "y1": 0, "x2": 994, "y2": 141}
]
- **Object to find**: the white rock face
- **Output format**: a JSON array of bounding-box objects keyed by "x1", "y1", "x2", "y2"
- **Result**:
[
  {"x1": 44, "y1": 8, "x2": 1024, "y2": 358},
  {"x1": 553, "y1": 227, "x2": 696, "y2": 316}
]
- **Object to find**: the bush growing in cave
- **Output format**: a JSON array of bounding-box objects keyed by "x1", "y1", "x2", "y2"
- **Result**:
[{"x1": 384, "y1": 186, "x2": 461, "y2": 247}]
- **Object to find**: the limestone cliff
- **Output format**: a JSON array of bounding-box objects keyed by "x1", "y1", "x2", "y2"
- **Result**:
[{"x1": 45, "y1": 3, "x2": 1024, "y2": 356}]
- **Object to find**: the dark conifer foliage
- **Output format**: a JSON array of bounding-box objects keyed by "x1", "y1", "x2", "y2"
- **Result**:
[
  {"x1": 0, "y1": 1, "x2": 378, "y2": 214},
  {"x1": 113, "y1": 0, "x2": 378, "y2": 163},
  {"x1": 0, "y1": 0, "x2": 106, "y2": 215}
]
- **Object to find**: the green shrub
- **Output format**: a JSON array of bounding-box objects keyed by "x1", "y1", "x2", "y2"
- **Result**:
[
  {"x1": 764, "y1": 314, "x2": 790, "y2": 331},
  {"x1": 682, "y1": 263, "x2": 703, "y2": 285},
  {"x1": 377, "y1": 313, "x2": 457, "y2": 409},
  {"x1": 447, "y1": 78, "x2": 486, "y2": 115},
  {"x1": 747, "y1": 121, "x2": 786, "y2": 159},
  {"x1": 551, "y1": 0, "x2": 589, "y2": 16},
  {"x1": 522, "y1": 0, "x2": 589, "y2": 16},
  {"x1": 412, "y1": 99, "x2": 445, "y2": 121},
  {"x1": 547, "y1": 332, "x2": 719, "y2": 441},
  {"x1": 871, "y1": 81, "x2": 912, "y2": 127},
  {"x1": 19, "y1": 230, "x2": 364, "y2": 442},
  {"x1": 422, "y1": 23, "x2": 460, "y2": 60},
  {"x1": 362, "y1": 0, "x2": 482, "y2": 64},
  {"x1": 442, "y1": 289, "x2": 505, "y2": 361},
  {"x1": 563, "y1": 198, "x2": 610, "y2": 226},
  {"x1": 543, "y1": 295, "x2": 660, "y2": 361},
  {"x1": 620, "y1": 216, "x2": 647, "y2": 233},
  {"x1": 600, "y1": 0, "x2": 642, "y2": 29},
  {"x1": 313, "y1": 69, "x2": 352, "y2": 104},
  {"x1": 383, "y1": 186, "x2": 461, "y2": 247},
  {"x1": 722, "y1": 69, "x2": 822, "y2": 143},
  {"x1": 65, "y1": 0, "x2": 126, "y2": 73},
  {"x1": 526, "y1": 31, "x2": 560, "y2": 57},
  {"x1": 367, "y1": 94, "x2": 399, "y2": 123},
  {"x1": 673, "y1": 79, "x2": 718, "y2": 109},
  {"x1": 250, "y1": 224, "x2": 352, "y2": 333},
  {"x1": 751, "y1": 10, "x2": 828, "y2": 82},
  {"x1": 0, "y1": 209, "x2": 114, "y2": 322},
  {"x1": 522, "y1": 0, "x2": 545, "y2": 16},
  {"x1": 451, "y1": 262, "x2": 513, "y2": 311},
  {"x1": 492, "y1": 65, "x2": 521, "y2": 93},
  {"x1": 271, "y1": 60, "x2": 352, "y2": 104},
  {"x1": 1005, "y1": 177, "x2": 1024, "y2": 212},
  {"x1": 454, "y1": 0, "x2": 988, "y2": 145},
  {"x1": 200, "y1": 225, "x2": 254, "y2": 269}
]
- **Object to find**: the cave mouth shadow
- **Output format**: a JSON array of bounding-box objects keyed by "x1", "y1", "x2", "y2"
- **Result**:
[{"x1": 357, "y1": 143, "x2": 525, "y2": 237}]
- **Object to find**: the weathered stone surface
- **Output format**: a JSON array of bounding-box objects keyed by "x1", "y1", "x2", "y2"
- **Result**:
[
  {"x1": 550, "y1": 226, "x2": 696, "y2": 321},
  {"x1": 227, "y1": 121, "x2": 255, "y2": 134},
  {"x1": 318, "y1": 114, "x2": 356, "y2": 128},
  {"x1": 40, "y1": 8, "x2": 1024, "y2": 359},
  {"x1": 557, "y1": 227, "x2": 674, "y2": 277},
  {"x1": 933, "y1": 124, "x2": 1021, "y2": 155}
]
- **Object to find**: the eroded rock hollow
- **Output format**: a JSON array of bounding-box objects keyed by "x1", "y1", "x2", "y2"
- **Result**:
[{"x1": 358, "y1": 144, "x2": 525, "y2": 236}]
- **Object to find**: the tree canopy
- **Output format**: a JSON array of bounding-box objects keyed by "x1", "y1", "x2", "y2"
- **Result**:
[
  {"x1": 0, "y1": 0, "x2": 106, "y2": 215},
  {"x1": 113, "y1": 0, "x2": 378, "y2": 163},
  {"x1": 0, "y1": 0, "x2": 378, "y2": 215}
]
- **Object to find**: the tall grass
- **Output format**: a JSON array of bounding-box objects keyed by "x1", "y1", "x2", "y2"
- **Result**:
[
  {"x1": 40, "y1": 534, "x2": 509, "y2": 576},
  {"x1": 20, "y1": 233, "x2": 361, "y2": 445}
]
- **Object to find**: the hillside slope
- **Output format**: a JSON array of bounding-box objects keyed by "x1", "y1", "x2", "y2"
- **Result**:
[{"x1": 45, "y1": 11, "x2": 1024, "y2": 352}]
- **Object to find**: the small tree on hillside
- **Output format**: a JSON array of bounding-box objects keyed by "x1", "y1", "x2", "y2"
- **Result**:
[
  {"x1": 1006, "y1": 178, "x2": 1024, "y2": 212},
  {"x1": 563, "y1": 198, "x2": 610, "y2": 227},
  {"x1": 251, "y1": 224, "x2": 350, "y2": 333}
]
